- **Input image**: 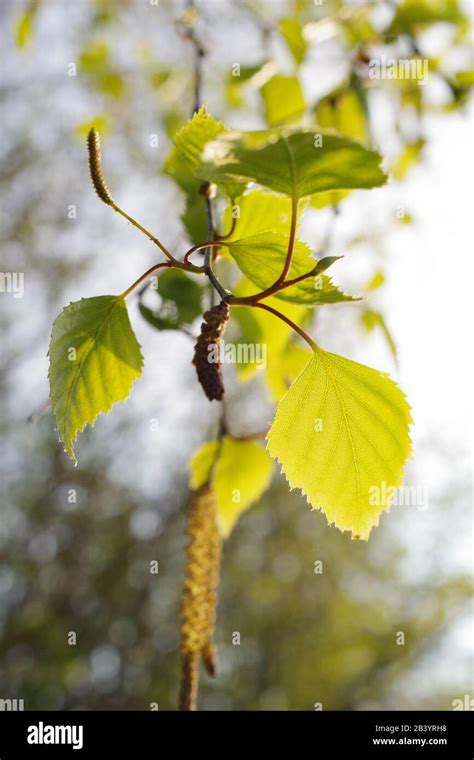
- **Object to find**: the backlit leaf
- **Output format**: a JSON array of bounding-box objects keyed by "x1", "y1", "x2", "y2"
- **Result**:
[
  {"x1": 49, "y1": 296, "x2": 143, "y2": 463},
  {"x1": 224, "y1": 232, "x2": 356, "y2": 305},
  {"x1": 202, "y1": 129, "x2": 387, "y2": 199},
  {"x1": 267, "y1": 348, "x2": 412, "y2": 539},
  {"x1": 222, "y1": 190, "x2": 295, "y2": 240}
]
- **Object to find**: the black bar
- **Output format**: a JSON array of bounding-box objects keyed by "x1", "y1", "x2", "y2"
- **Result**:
[{"x1": 0, "y1": 711, "x2": 472, "y2": 757}]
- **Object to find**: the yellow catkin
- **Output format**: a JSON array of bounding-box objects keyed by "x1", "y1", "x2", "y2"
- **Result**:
[
  {"x1": 87, "y1": 128, "x2": 112, "y2": 204},
  {"x1": 179, "y1": 484, "x2": 222, "y2": 710}
]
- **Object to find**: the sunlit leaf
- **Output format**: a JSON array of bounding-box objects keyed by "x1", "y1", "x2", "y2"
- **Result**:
[
  {"x1": 172, "y1": 106, "x2": 244, "y2": 199},
  {"x1": 261, "y1": 75, "x2": 306, "y2": 127},
  {"x1": 202, "y1": 129, "x2": 387, "y2": 199},
  {"x1": 190, "y1": 437, "x2": 273, "y2": 538},
  {"x1": 49, "y1": 296, "x2": 143, "y2": 463},
  {"x1": 315, "y1": 86, "x2": 367, "y2": 143},
  {"x1": 224, "y1": 232, "x2": 356, "y2": 305},
  {"x1": 222, "y1": 190, "x2": 295, "y2": 240},
  {"x1": 267, "y1": 349, "x2": 412, "y2": 539}
]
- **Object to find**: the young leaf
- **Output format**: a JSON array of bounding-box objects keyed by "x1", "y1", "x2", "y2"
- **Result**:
[
  {"x1": 260, "y1": 74, "x2": 306, "y2": 127},
  {"x1": 202, "y1": 129, "x2": 387, "y2": 199},
  {"x1": 170, "y1": 106, "x2": 244, "y2": 200},
  {"x1": 190, "y1": 437, "x2": 273, "y2": 538},
  {"x1": 48, "y1": 296, "x2": 143, "y2": 463},
  {"x1": 266, "y1": 348, "x2": 412, "y2": 539},
  {"x1": 223, "y1": 232, "x2": 356, "y2": 305}
]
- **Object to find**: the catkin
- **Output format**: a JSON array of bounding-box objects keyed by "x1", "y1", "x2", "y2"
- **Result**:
[
  {"x1": 179, "y1": 484, "x2": 222, "y2": 710},
  {"x1": 192, "y1": 301, "x2": 229, "y2": 401},
  {"x1": 87, "y1": 128, "x2": 112, "y2": 204}
]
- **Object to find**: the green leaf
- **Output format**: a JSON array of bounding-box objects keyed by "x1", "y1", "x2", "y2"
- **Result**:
[
  {"x1": 261, "y1": 75, "x2": 306, "y2": 127},
  {"x1": 16, "y1": 10, "x2": 34, "y2": 48},
  {"x1": 223, "y1": 232, "x2": 356, "y2": 305},
  {"x1": 138, "y1": 303, "x2": 180, "y2": 332},
  {"x1": 279, "y1": 18, "x2": 308, "y2": 65},
  {"x1": 190, "y1": 437, "x2": 273, "y2": 538},
  {"x1": 392, "y1": 139, "x2": 426, "y2": 180},
  {"x1": 202, "y1": 129, "x2": 387, "y2": 199},
  {"x1": 267, "y1": 349, "x2": 412, "y2": 539},
  {"x1": 315, "y1": 87, "x2": 368, "y2": 143},
  {"x1": 49, "y1": 296, "x2": 143, "y2": 463},
  {"x1": 222, "y1": 190, "x2": 296, "y2": 240},
  {"x1": 170, "y1": 106, "x2": 244, "y2": 200},
  {"x1": 181, "y1": 194, "x2": 208, "y2": 244},
  {"x1": 225, "y1": 63, "x2": 264, "y2": 108}
]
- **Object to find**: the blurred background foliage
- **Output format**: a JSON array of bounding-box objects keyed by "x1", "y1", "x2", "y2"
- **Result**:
[{"x1": 0, "y1": 0, "x2": 472, "y2": 709}]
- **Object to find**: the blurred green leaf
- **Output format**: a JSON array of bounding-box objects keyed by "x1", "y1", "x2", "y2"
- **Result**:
[
  {"x1": 279, "y1": 18, "x2": 308, "y2": 65},
  {"x1": 315, "y1": 86, "x2": 367, "y2": 143},
  {"x1": 388, "y1": 0, "x2": 462, "y2": 35},
  {"x1": 16, "y1": 8, "x2": 34, "y2": 48},
  {"x1": 361, "y1": 309, "x2": 398, "y2": 363},
  {"x1": 261, "y1": 74, "x2": 306, "y2": 126},
  {"x1": 392, "y1": 139, "x2": 425, "y2": 180},
  {"x1": 225, "y1": 63, "x2": 264, "y2": 108},
  {"x1": 190, "y1": 437, "x2": 273, "y2": 538}
]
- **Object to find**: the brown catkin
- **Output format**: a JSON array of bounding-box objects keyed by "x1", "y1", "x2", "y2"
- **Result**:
[
  {"x1": 179, "y1": 484, "x2": 222, "y2": 710},
  {"x1": 87, "y1": 128, "x2": 112, "y2": 204},
  {"x1": 192, "y1": 301, "x2": 229, "y2": 401}
]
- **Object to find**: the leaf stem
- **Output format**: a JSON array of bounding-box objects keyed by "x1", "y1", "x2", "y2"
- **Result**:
[
  {"x1": 184, "y1": 240, "x2": 223, "y2": 265},
  {"x1": 110, "y1": 201, "x2": 180, "y2": 264},
  {"x1": 232, "y1": 301, "x2": 317, "y2": 352},
  {"x1": 120, "y1": 262, "x2": 173, "y2": 300}
]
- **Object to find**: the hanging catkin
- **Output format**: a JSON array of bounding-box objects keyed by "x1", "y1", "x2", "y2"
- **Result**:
[
  {"x1": 87, "y1": 128, "x2": 112, "y2": 205},
  {"x1": 179, "y1": 484, "x2": 222, "y2": 710},
  {"x1": 192, "y1": 301, "x2": 229, "y2": 401}
]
